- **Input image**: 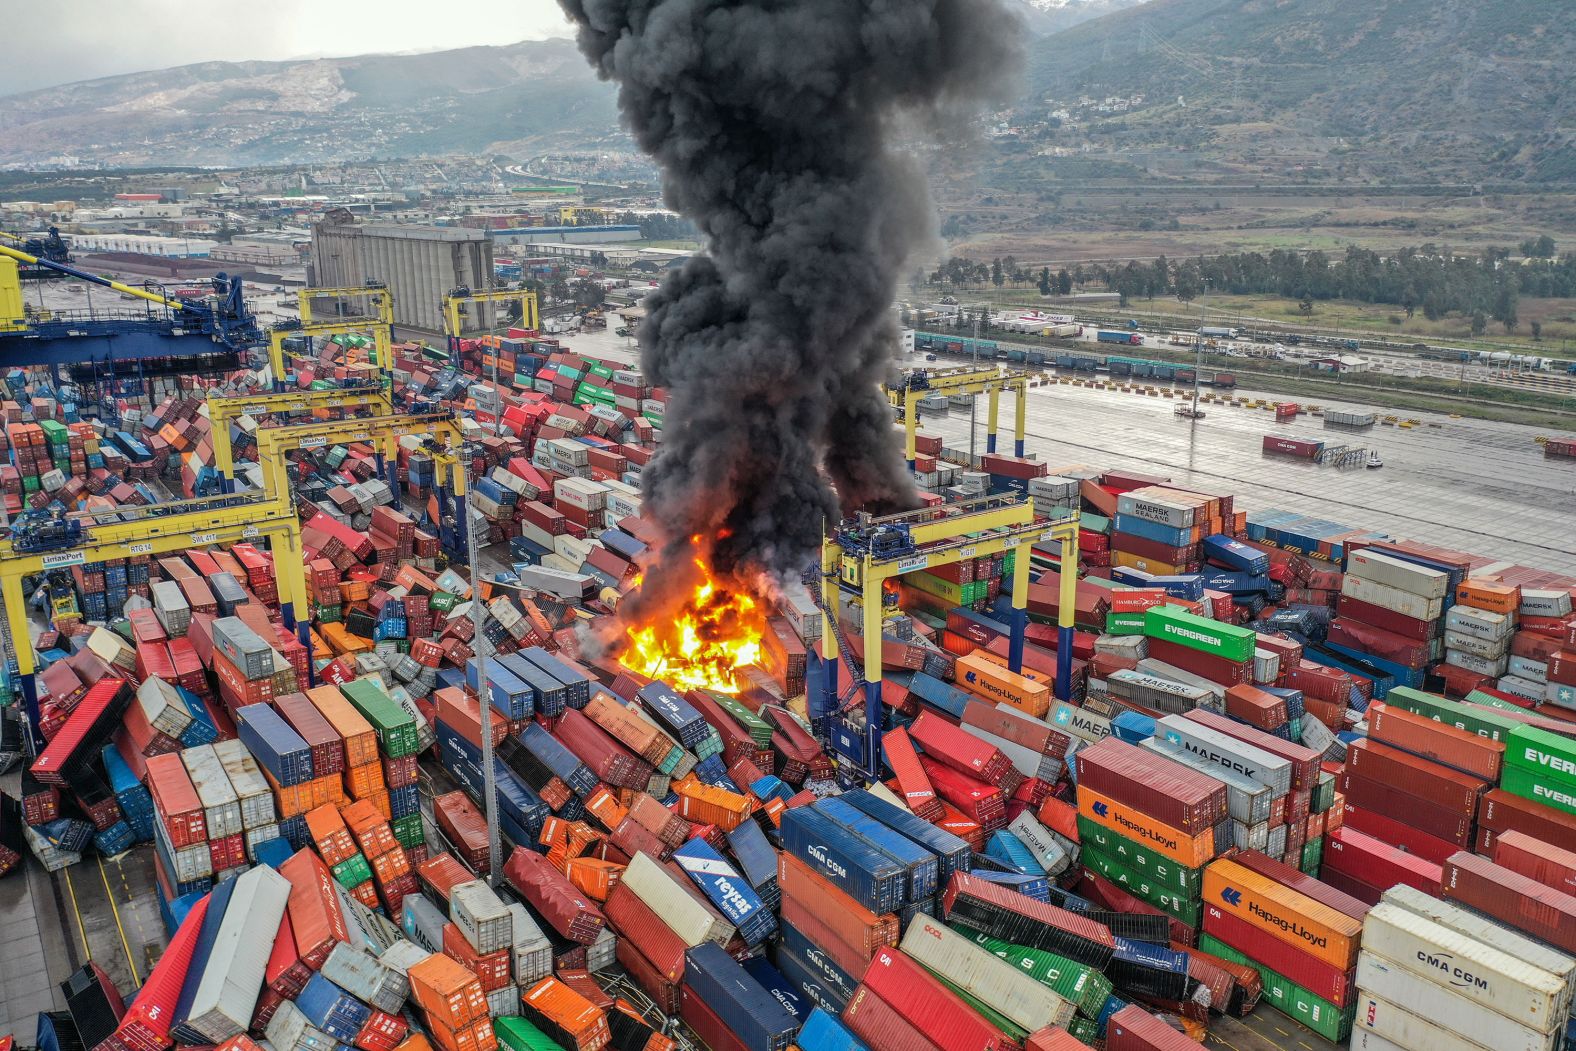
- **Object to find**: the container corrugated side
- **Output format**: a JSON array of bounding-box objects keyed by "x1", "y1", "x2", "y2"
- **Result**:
[
  {"x1": 1353, "y1": 992, "x2": 1510, "y2": 1051},
  {"x1": 898, "y1": 915, "x2": 1074, "y2": 1033},
  {"x1": 841, "y1": 985, "x2": 940, "y2": 1051},
  {"x1": 779, "y1": 805, "x2": 905, "y2": 914},
  {"x1": 1155, "y1": 714, "x2": 1290, "y2": 797},
  {"x1": 815, "y1": 797, "x2": 939, "y2": 901},
  {"x1": 1442, "y1": 851, "x2": 1576, "y2": 955},
  {"x1": 1075, "y1": 737, "x2": 1227, "y2": 834},
  {"x1": 185, "y1": 865, "x2": 292, "y2": 1040},
  {"x1": 1356, "y1": 952, "x2": 1556, "y2": 1051},
  {"x1": 837, "y1": 789, "x2": 972, "y2": 884},
  {"x1": 941, "y1": 872, "x2": 1116, "y2": 969},
  {"x1": 1140, "y1": 736, "x2": 1272, "y2": 826},
  {"x1": 211, "y1": 738, "x2": 274, "y2": 830},
  {"x1": 180, "y1": 744, "x2": 243, "y2": 839},
  {"x1": 620, "y1": 851, "x2": 733, "y2": 947},
  {"x1": 859, "y1": 948, "x2": 1018, "y2": 1051},
  {"x1": 682, "y1": 942, "x2": 798, "y2": 1051},
  {"x1": 1360, "y1": 900, "x2": 1566, "y2": 1028},
  {"x1": 1105, "y1": 1003, "x2": 1207, "y2": 1051},
  {"x1": 1203, "y1": 858, "x2": 1362, "y2": 970}
]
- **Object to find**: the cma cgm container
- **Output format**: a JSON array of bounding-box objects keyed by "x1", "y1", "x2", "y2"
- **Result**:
[
  {"x1": 779, "y1": 804, "x2": 906, "y2": 914},
  {"x1": 1262, "y1": 436, "x2": 1323, "y2": 460},
  {"x1": 1355, "y1": 953, "x2": 1554, "y2": 1051},
  {"x1": 683, "y1": 943, "x2": 799, "y2": 1051}
]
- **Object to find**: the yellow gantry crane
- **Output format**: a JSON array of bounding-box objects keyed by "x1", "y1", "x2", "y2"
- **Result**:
[
  {"x1": 0, "y1": 493, "x2": 305, "y2": 745},
  {"x1": 268, "y1": 318, "x2": 395, "y2": 390},
  {"x1": 820, "y1": 494, "x2": 1079, "y2": 776},
  {"x1": 297, "y1": 284, "x2": 393, "y2": 327},
  {"x1": 207, "y1": 384, "x2": 395, "y2": 491},
  {"x1": 442, "y1": 287, "x2": 539, "y2": 352},
  {"x1": 888, "y1": 365, "x2": 1030, "y2": 468}
]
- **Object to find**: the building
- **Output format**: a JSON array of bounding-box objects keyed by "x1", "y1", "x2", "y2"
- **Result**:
[
  {"x1": 67, "y1": 233, "x2": 216, "y2": 257},
  {"x1": 1310, "y1": 355, "x2": 1375, "y2": 373},
  {"x1": 490, "y1": 224, "x2": 642, "y2": 247},
  {"x1": 310, "y1": 217, "x2": 495, "y2": 335}
]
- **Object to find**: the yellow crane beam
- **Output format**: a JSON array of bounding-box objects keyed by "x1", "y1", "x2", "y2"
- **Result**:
[
  {"x1": 298, "y1": 285, "x2": 394, "y2": 327},
  {"x1": 443, "y1": 288, "x2": 539, "y2": 346},
  {"x1": 0, "y1": 240, "x2": 181, "y2": 311},
  {"x1": 890, "y1": 365, "x2": 1030, "y2": 467},
  {"x1": 207, "y1": 385, "x2": 394, "y2": 487}
]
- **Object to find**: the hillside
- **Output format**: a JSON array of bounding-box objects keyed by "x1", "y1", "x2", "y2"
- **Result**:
[
  {"x1": 1024, "y1": 0, "x2": 1576, "y2": 182},
  {"x1": 0, "y1": 39, "x2": 619, "y2": 165}
]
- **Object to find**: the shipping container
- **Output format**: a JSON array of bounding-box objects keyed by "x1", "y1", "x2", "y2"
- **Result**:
[
  {"x1": 619, "y1": 850, "x2": 732, "y2": 948},
  {"x1": 184, "y1": 865, "x2": 292, "y2": 1041},
  {"x1": 859, "y1": 948, "x2": 1019, "y2": 1051},
  {"x1": 1441, "y1": 851, "x2": 1576, "y2": 954},
  {"x1": 941, "y1": 872, "x2": 1116, "y2": 968},
  {"x1": 1203, "y1": 858, "x2": 1363, "y2": 969},
  {"x1": 899, "y1": 915, "x2": 1075, "y2": 1033},
  {"x1": 1075, "y1": 738, "x2": 1226, "y2": 834}
]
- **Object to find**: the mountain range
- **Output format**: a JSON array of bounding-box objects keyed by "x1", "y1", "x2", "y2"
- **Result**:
[{"x1": 1, "y1": 0, "x2": 1570, "y2": 183}]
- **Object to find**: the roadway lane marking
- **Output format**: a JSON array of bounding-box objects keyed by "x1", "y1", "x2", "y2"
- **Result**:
[
  {"x1": 98, "y1": 855, "x2": 141, "y2": 986},
  {"x1": 62, "y1": 864, "x2": 91, "y2": 960}
]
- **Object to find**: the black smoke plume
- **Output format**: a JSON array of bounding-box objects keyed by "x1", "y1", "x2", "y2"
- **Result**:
[{"x1": 557, "y1": 0, "x2": 1023, "y2": 616}]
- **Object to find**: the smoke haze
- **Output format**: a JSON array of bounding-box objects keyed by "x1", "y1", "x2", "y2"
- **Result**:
[{"x1": 557, "y1": 0, "x2": 1023, "y2": 613}]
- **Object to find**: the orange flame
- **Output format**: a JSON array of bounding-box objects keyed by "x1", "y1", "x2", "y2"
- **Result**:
[{"x1": 622, "y1": 551, "x2": 765, "y2": 694}]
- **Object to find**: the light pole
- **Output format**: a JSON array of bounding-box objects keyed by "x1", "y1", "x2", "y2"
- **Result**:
[{"x1": 463, "y1": 458, "x2": 502, "y2": 883}]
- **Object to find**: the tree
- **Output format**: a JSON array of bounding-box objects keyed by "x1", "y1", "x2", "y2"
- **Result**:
[
  {"x1": 1492, "y1": 280, "x2": 1519, "y2": 332},
  {"x1": 1298, "y1": 297, "x2": 1314, "y2": 316},
  {"x1": 1531, "y1": 320, "x2": 1543, "y2": 341},
  {"x1": 991, "y1": 258, "x2": 1005, "y2": 288},
  {"x1": 1057, "y1": 269, "x2": 1073, "y2": 295},
  {"x1": 1174, "y1": 265, "x2": 1202, "y2": 303},
  {"x1": 1038, "y1": 268, "x2": 1052, "y2": 296},
  {"x1": 1521, "y1": 234, "x2": 1558, "y2": 258},
  {"x1": 1471, "y1": 310, "x2": 1488, "y2": 336}
]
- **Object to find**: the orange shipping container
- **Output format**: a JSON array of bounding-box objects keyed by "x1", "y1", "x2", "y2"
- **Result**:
[
  {"x1": 306, "y1": 685, "x2": 380, "y2": 766},
  {"x1": 521, "y1": 977, "x2": 610, "y2": 1051},
  {"x1": 566, "y1": 857, "x2": 623, "y2": 902},
  {"x1": 1456, "y1": 579, "x2": 1521, "y2": 616},
  {"x1": 408, "y1": 952, "x2": 489, "y2": 1031},
  {"x1": 1202, "y1": 858, "x2": 1363, "y2": 970},
  {"x1": 306, "y1": 804, "x2": 358, "y2": 866},
  {"x1": 955, "y1": 652, "x2": 1050, "y2": 718},
  {"x1": 1076, "y1": 785, "x2": 1213, "y2": 867}
]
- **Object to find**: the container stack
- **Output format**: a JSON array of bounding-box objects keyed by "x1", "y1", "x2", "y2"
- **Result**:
[
  {"x1": 1352, "y1": 885, "x2": 1574, "y2": 1051},
  {"x1": 1330, "y1": 546, "x2": 1451, "y2": 695}
]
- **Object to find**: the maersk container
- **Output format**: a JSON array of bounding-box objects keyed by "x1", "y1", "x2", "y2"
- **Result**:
[
  {"x1": 779, "y1": 805, "x2": 906, "y2": 914},
  {"x1": 1354, "y1": 992, "x2": 1509, "y2": 1051},
  {"x1": 401, "y1": 894, "x2": 448, "y2": 954},
  {"x1": 1140, "y1": 736, "x2": 1272, "y2": 826},
  {"x1": 1106, "y1": 670, "x2": 1213, "y2": 717},
  {"x1": 682, "y1": 942, "x2": 799, "y2": 1051},
  {"x1": 1155, "y1": 713, "x2": 1291, "y2": 796},
  {"x1": 899, "y1": 915, "x2": 1075, "y2": 1034},
  {"x1": 1360, "y1": 901, "x2": 1566, "y2": 1027},
  {"x1": 184, "y1": 864, "x2": 291, "y2": 1041}
]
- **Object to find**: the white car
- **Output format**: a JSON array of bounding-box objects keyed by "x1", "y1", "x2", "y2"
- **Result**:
[{"x1": 1367, "y1": 451, "x2": 1383, "y2": 469}]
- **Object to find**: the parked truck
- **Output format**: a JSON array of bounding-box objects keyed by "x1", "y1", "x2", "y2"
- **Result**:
[
  {"x1": 1097, "y1": 330, "x2": 1143, "y2": 346},
  {"x1": 1199, "y1": 326, "x2": 1238, "y2": 339}
]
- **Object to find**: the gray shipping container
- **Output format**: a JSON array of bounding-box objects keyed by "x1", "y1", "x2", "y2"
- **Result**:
[
  {"x1": 1141, "y1": 736, "x2": 1273, "y2": 825},
  {"x1": 137, "y1": 676, "x2": 193, "y2": 738},
  {"x1": 1445, "y1": 605, "x2": 1513, "y2": 642},
  {"x1": 1006, "y1": 812, "x2": 1073, "y2": 876},
  {"x1": 1135, "y1": 659, "x2": 1228, "y2": 708},
  {"x1": 1107, "y1": 669, "x2": 1213, "y2": 715},
  {"x1": 180, "y1": 745, "x2": 243, "y2": 840},
  {"x1": 899, "y1": 915, "x2": 1076, "y2": 1033},
  {"x1": 622, "y1": 852, "x2": 734, "y2": 947},
  {"x1": 1157, "y1": 713, "x2": 1292, "y2": 797},
  {"x1": 506, "y1": 903, "x2": 554, "y2": 985},
  {"x1": 212, "y1": 617, "x2": 276, "y2": 680},
  {"x1": 185, "y1": 864, "x2": 292, "y2": 1040},
  {"x1": 151, "y1": 580, "x2": 191, "y2": 635},
  {"x1": 1444, "y1": 630, "x2": 1511, "y2": 661},
  {"x1": 321, "y1": 943, "x2": 410, "y2": 1014},
  {"x1": 212, "y1": 739, "x2": 275, "y2": 831},
  {"x1": 1341, "y1": 576, "x2": 1444, "y2": 621},
  {"x1": 1523, "y1": 590, "x2": 1574, "y2": 617},
  {"x1": 265, "y1": 999, "x2": 337, "y2": 1051},
  {"x1": 450, "y1": 881, "x2": 513, "y2": 956},
  {"x1": 400, "y1": 895, "x2": 448, "y2": 955},
  {"x1": 1348, "y1": 549, "x2": 1450, "y2": 600},
  {"x1": 1444, "y1": 648, "x2": 1509, "y2": 677},
  {"x1": 378, "y1": 939, "x2": 433, "y2": 977}
]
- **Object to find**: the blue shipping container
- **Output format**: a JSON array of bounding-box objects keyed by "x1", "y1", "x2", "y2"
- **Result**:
[
  {"x1": 779, "y1": 806, "x2": 905, "y2": 914},
  {"x1": 236, "y1": 703, "x2": 313, "y2": 786},
  {"x1": 682, "y1": 943, "x2": 799, "y2": 1051}
]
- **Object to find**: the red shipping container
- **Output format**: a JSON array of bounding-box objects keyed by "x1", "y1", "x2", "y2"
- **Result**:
[
  {"x1": 1223, "y1": 684, "x2": 1288, "y2": 732},
  {"x1": 918, "y1": 757, "x2": 1005, "y2": 830},
  {"x1": 145, "y1": 751, "x2": 206, "y2": 847},
  {"x1": 1344, "y1": 738, "x2": 1487, "y2": 816},
  {"x1": 1074, "y1": 738, "x2": 1227, "y2": 834},
  {"x1": 503, "y1": 846, "x2": 606, "y2": 944},
  {"x1": 881, "y1": 726, "x2": 941, "y2": 821},
  {"x1": 909, "y1": 711, "x2": 1014, "y2": 784},
  {"x1": 266, "y1": 912, "x2": 311, "y2": 998},
  {"x1": 1323, "y1": 826, "x2": 1442, "y2": 895},
  {"x1": 276, "y1": 692, "x2": 346, "y2": 776},
  {"x1": 280, "y1": 848, "x2": 351, "y2": 968},
  {"x1": 1338, "y1": 769, "x2": 1473, "y2": 846},
  {"x1": 108, "y1": 895, "x2": 210, "y2": 1051},
  {"x1": 1341, "y1": 804, "x2": 1461, "y2": 865},
  {"x1": 843, "y1": 985, "x2": 946, "y2": 1051},
  {"x1": 860, "y1": 949, "x2": 1018, "y2": 1051},
  {"x1": 678, "y1": 987, "x2": 748, "y2": 1051},
  {"x1": 616, "y1": 938, "x2": 678, "y2": 1015},
  {"x1": 1493, "y1": 829, "x2": 1576, "y2": 897},
  {"x1": 602, "y1": 882, "x2": 686, "y2": 983},
  {"x1": 418, "y1": 852, "x2": 475, "y2": 903},
  {"x1": 1201, "y1": 901, "x2": 1353, "y2": 1007},
  {"x1": 1366, "y1": 702, "x2": 1505, "y2": 782},
  {"x1": 1107, "y1": 1005, "x2": 1207, "y2": 1051},
  {"x1": 1442, "y1": 851, "x2": 1576, "y2": 954},
  {"x1": 1334, "y1": 594, "x2": 1436, "y2": 641},
  {"x1": 1145, "y1": 637, "x2": 1251, "y2": 686},
  {"x1": 1327, "y1": 617, "x2": 1432, "y2": 668}
]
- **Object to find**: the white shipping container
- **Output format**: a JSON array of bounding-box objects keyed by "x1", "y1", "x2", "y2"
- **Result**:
[
  {"x1": 1444, "y1": 648, "x2": 1509, "y2": 677},
  {"x1": 506, "y1": 903, "x2": 554, "y2": 985},
  {"x1": 244, "y1": 824, "x2": 281, "y2": 861},
  {"x1": 1108, "y1": 669, "x2": 1213, "y2": 715},
  {"x1": 1155, "y1": 713, "x2": 1292, "y2": 796},
  {"x1": 1360, "y1": 902, "x2": 1566, "y2": 1030},
  {"x1": 1380, "y1": 886, "x2": 1576, "y2": 1009},
  {"x1": 1116, "y1": 491, "x2": 1195, "y2": 527},
  {"x1": 321, "y1": 943, "x2": 410, "y2": 1014},
  {"x1": 1253, "y1": 648, "x2": 1282, "y2": 685},
  {"x1": 138, "y1": 676, "x2": 193, "y2": 738},
  {"x1": 1050, "y1": 700, "x2": 1112, "y2": 744},
  {"x1": 552, "y1": 534, "x2": 595, "y2": 564},
  {"x1": 553, "y1": 477, "x2": 609, "y2": 512},
  {"x1": 451, "y1": 880, "x2": 514, "y2": 956},
  {"x1": 401, "y1": 895, "x2": 448, "y2": 954},
  {"x1": 1348, "y1": 1031, "x2": 1410, "y2": 1051},
  {"x1": 959, "y1": 723, "x2": 1061, "y2": 782},
  {"x1": 487, "y1": 986, "x2": 521, "y2": 1018},
  {"x1": 186, "y1": 864, "x2": 292, "y2": 1040},
  {"x1": 1348, "y1": 549, "x2": 1450, "y2": 600},
  {"x1": 545, "y1": 438, "x2": 589, "y2": 467},
  {"x1": 378, "y1": 939, "x2": 433, "y2": 976},
  {"x1": 1510, "y1": 656, "x2": 1550, "y2": 684},
  {"x1": 1523, "y1": 590, "x2": 1574, "y2": 617},
  {"x1": 1095, "y1": 634, "x2": 1148, "y2": 661},
  {"x1": 588, "y1": 927, "x2": 617, "y2": 972},
  {"x1": 181, "y1": 745, "x2": 243, "y2": 839},
  {"x1": 1498, "y1": 676, "x2": 1548, "y2": 703},
  {"x1": 1136, "y1": 659, "x2": 1229, "y2": 707},
  {"x1": 265, "y1": 1000, "x2": 336, "y2": 1051},
  {"x1": 1446, "y1": 605, "x2": 1513, "y2": 642},
  {"x1": 1341, "y1": 575, "x2": 1444, "y2": 621},
  {"x1": 900, "y1": 915, "x2": 1075, "y2": 1033},
  {"x1": 1006, "y1": 812, "x2": 1073, "y2": 876},
  {"x1": 622, "y1": 851, "x2": 735, "y2": 947},
  {"x1": 1356, "y1": 953, "x2": 1558, "y2": 1051},
  {"x1": 1443, "y1": 630, "x2": 1511, "y2": 661}
]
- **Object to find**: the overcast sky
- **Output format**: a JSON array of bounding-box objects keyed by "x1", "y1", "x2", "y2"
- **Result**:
[{"x1": 1, "y1": 0, "x2": 575, "y2": 96}]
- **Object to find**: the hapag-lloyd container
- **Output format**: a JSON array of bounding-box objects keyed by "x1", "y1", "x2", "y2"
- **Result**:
[
  {"x1": 1355, "y1": 954, "x2": 1555, "y2": 1051},
  {"x1": 1075, "y1": 737, "x2": 1227, "y2": 834},
  {"x1": 1202, "y1": 901, "x2": 1354, "y2": 1007},
  {"x1": 1075, "y1": 784, "x2": 1213, "y2": 868},
  {"x1": 1359, "y1": 900, "x2": 1567, "y2": 1030},
  {"x1": 1204, "y1": 858, "x2": 1363, "y2": 969},
  {"x1": 899, "y1": 915, "x2": 1075, "y2": 1034}
]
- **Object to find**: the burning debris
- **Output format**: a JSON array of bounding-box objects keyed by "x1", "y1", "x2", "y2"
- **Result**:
[
  {"x1": 557, "y1": 0, "x2": 1022, "y2": 678},
  {"x1": 622, "y1": 542, "x2": 767, "y2": 694}
]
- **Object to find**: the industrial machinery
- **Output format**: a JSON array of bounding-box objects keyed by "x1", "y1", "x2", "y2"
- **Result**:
[
  {"x1": 886, "y1": 364, "x2": 1029, "y2": 468},
  {"x1": 442, "y1": 286, "x2": 540, "y2": 352},
  {"x1": 7, "y1": 507, "x2": 83, "y2": 553},
  {"x1": 818, "y1": 494, "x2": 1079, "y2": 778},
  {"x1": 267, "y1": 316, "x2": 394, "y2": 390},
  {"x1": 207, "y1": 383, "x2": 395, "y2": 491},
  {"x1": 0, "y1": 228, "x2": 71, "y2": 278},
  {"x1": 0, "y1": 240, "x2": 259, "y2": 367},
  {"x1": 297, "y1": 284, "x2": 393, "y2": 328},
  {"x1": 0, "y1": 493, "x2": 305, "y2": 746}
]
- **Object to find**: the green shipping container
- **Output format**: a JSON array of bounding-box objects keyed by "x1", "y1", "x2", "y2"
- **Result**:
[
  {"x1": 1500, "y1": 765, "x2": 1576, "y2": 817},
  {"x1": 1465, "y1": 688, "x2": 1528, "y2": 712},
  {"x1": 1103, "y1": 612, "x2": 1148, "y2": 636},
  {"x1": 710, "y1": 692, "x2": 773, "y2": 747},
  {"x1": 391, "y1": 812, "x2": 424, "y2": 848},
  {"x1": 1504, "y1": 724, "x2": 1576, "y2": 779},
  {"x1": 1200, "y1": 934, "x2": 1355, "y2": 1043},
  {"x1": 903, "y1": 570, "x2": 987, "y2": 608},
  {"x1": 494, "y1": 1016, "x2": 564, "y2": 1051},
  {"x1": 340, "y1": 677, "x2": 421, "y2": 758},
  {"x1": 1312, "y1": 771, "x2": 1336, "y2": 814},
  {"x1": 1382, "y1": 686, "x2": 1520, "y2": 743},
  {"x1": 1143, "y1": 605, "x2": 1255, "y2": 662},
  {"x1": 1066, "y1": 1016, "x2": 1099, "y2": 1045},
  {"x1": 332, "y1": 852, "x2": 373, "y2": 889},
  {"x1": 1075, "y1": 816, "x2": 1203, "y2": 894},
  {"x1": 1301, "y1": 836, "x2": 1323, "y2": 875},
  {"x1": 587, "y1": 363, "x2": 614, "y2": 380},
  {"x1": 961, "y1": 929, "x2": 1113, "y2": 1018},
  {"x1": 430, "y1": 591, "x2": 459, "y2": 613},
  {"x1": 1079, "y1": 846, "x2": 1202, "y2": 927}
]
